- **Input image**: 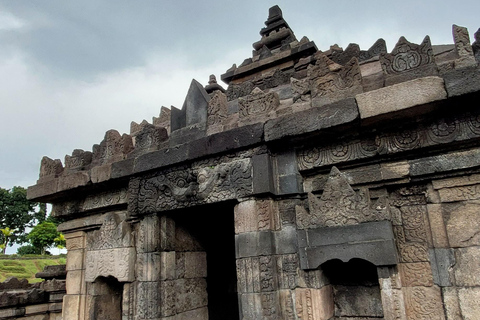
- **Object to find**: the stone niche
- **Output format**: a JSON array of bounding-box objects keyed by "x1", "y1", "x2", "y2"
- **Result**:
[{"x1": 27, "y1": 5, "x2": 480, "y2": 320}]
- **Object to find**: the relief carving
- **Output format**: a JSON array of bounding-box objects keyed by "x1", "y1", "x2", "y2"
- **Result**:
[
  {"x1": 404, "y1": 287, "x2": 445, "y2": 320},
  {"x1": 85, "y1": 213, "x2": 135, "y2": 282},
  {"x1": 380, "y1": 36, "x2": 435, "y2": 74},
  {"x1": 64, "y1": 149, "x2": 92, "y2": 172},
  {"x1": 132, "y1": 159, "x2": 252, "y2": 214},
  {"x1": 296, "y1": 167, "x2": 389, "y2": 228},
  {"x1": 207, "y1": 91, "x2": 228, "y2": 126},
  {"x1": 298, "y1": 111, "x2": 480, "y2": 171},
  {"x1": 92, "y1": 129, "x2": 134, "y2": 166},
  {"x1": 238, "y1": 87, "x2": 280, "y2": 119},
  {"x1": 39, "y1": 156, "x2": 64, "y2": 179}
]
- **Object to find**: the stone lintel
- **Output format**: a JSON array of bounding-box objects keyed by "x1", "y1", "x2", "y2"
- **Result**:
[
  {"x1": 235, "y1": 227, "x2": 298, "y2": 258},
  {"x1": 298, "y1": 221, "x2": 397, "y2": 269},
  {"x1": 134, "y1": 123, "x2": 263, "y2": 174},
  {"x1": 221, "y1": 41, "x2": 317, "y2": 84},
  {"x1": 410, "y1": 148, "x2": 480, "y2": 177},
  {"x1": 264, "y1": 98, "x2": 359, "y2": 141},
  {"x1": 356, "y1": 76, "x2": 447, "y2": 119}
]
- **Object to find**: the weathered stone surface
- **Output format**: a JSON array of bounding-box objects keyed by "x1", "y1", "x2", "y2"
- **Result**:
[
  {"x1": 398, "y1": 262, "x2": 433, "y2": 287},
  {"x1": 410, "y1": 148, "x2": 480, "y2": 177},
  {"x1": 453, "y1": 246, "x2": 480, "y2": 286},
  {"x1": 296, "y1": 168, "x2": 389, "y2": 229},
  {"x1": 452, "y1": 24, "x2": 477, "y2": 68},
  {"x1": 85, "y1": 247, "x2": 135, "y2": 282},
  {"x1": 64, "y1": 149, "x2": 92, "y2": 172},
  {"x1": 427, "y1": 204, "x2": 449, "y2": 248},
  {"x1": 333, "y1": 285, "x2": 383, "y2": 318},
  {"x1": 429, "y1": 248, "x2": 455, "y2": 287},
  {"x1": 295, "y1": 287, "x2": 334, "y2": 320},
  {"x1": 264, "y1": 98, "x2": 359, "y2": 141},
  {"x1": 458, "y1": 287, "x2": 480, "y2": 319},
  {"x1": 171, "y1": 79, "x2": 210, "y2": 132},
  {"x1": 356, "y1": 76, "x2": 446, "y2": 119},
  {"x1": 234, "y1": 199, "x2": 279, "y2": 234},
  {"x1": 442, "y1": 287, "x2": 461, "y2": 320},
  {"x1": 442, "y1": 202, "x2": 480, "y2": 247},
  {"x1": 403, "y1": 286, "x2": 445, "y2": 320},
  {"x1": 238, "y1": 87, "x2": 280, "y2": 125},
  {"x1": 92, "y1": 130, "x2": 133, "y2": 166},
  {"x1": 443, "y1": 65, "x2": 480, "y2": 97}
]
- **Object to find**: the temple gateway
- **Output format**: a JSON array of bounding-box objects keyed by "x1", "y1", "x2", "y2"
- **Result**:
[{"x1": 27, "y1": 5, "x2": 480, "y2": 320}]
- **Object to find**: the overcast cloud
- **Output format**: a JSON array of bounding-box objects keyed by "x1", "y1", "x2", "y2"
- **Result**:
[{"x1": 1, "y1": 0, "x2": 479, "y2": 191}]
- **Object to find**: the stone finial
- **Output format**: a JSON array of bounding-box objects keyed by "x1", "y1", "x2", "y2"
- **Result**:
[
  {"x1": 130, "y1": 119, "x2": 150, "y2": 136},
  {"x1": 64, "y1": 149, "x2": 93, "y2": 172},
  {"x1": 152, "y1": 106, "x2": 171, "y2": 134},
  {"x1": 380, "y1": 36, "x2": 438, "y2": 85},
  {"x1": 452, "y1": 24, "x2": 476, "y2": 67},
  {"x1": 39, "y1": 156, "x2": 64, "y2": 180},
  {"x1": 92, "y1": 129, "x2": 134, "y2": 166},
  {"x1": 252, "y1": 5, "x2": 297, "y2": 52},
  {"x1": 171, "y1": 79, "x2": 211, "y2": 132},
  {"x1": 205, "y1": 74, "x2": 226, "y2": 94}
]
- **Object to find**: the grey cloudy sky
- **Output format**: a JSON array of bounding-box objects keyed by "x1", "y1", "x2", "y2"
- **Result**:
[{"x1": 1, "y1": 0, "x2": 479, "y2": 190}]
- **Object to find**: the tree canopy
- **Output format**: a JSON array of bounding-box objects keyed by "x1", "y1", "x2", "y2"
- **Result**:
[
  {"x1": 27, "y1": 221, "x2": 63, "y2": 255},
  {"x1": 0, "y1": 186, "x2": 45, "y2": 248}
]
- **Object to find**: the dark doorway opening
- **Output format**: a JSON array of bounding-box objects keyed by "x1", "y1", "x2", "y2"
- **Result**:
[
  {"x1": 172, "y1": 201, "x2": 239, "y2": 320},
  {"x1": 321, "y1": 259, "x2": 384, "y2": 319},
  {"x1": 88, "y1": 276, "x2": 123, "y2": 320}
]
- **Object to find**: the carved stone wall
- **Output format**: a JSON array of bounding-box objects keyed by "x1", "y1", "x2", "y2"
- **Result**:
[{"x1": 26, "y1": 5, "x2": 480, "y2": 320}]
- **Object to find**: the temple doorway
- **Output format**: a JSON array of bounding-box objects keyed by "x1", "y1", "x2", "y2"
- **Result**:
[
  {"x1": 87, "y1": 276, "x2": 123, "y2": 320},
  {"x1": 171, "y1": 201, "x2": 239, "y2": 320}
]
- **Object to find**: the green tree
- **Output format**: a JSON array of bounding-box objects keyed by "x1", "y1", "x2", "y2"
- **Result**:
[
  {"x1": 0, "y1": 227, "x2": 14, "y2": 254},
  {"x1": 27, "y1": 221, "x2": 61, "y2": 255},
  {"x1": 0, "y1": 186, "x2": 42, "y2": 247}
]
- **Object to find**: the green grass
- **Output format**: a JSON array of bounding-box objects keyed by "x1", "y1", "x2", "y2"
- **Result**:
[{"x1": 0, "y1": 257, "x2": 65, "y2": 283}]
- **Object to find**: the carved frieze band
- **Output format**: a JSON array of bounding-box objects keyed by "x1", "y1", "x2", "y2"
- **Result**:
[
  {"x1": 129, "y1": 158, "x2": 253, "y2": 214},
  {"x1": 298, "y1": 112, "x2": 480, "y2": 171},
  {"x1": 53, "y1": 187, "x2": 128, "y2": 216}
]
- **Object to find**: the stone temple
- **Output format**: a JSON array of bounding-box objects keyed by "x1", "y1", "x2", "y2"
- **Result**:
[{"x1": 24, "y1": 5, "x2": 480, "y2": 320}]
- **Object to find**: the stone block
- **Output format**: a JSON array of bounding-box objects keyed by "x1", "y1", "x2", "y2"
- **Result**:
[
  {"x1": 403, "y1": 286, "x2": 445, "y2": 320},
  {"x1": 356, "y1": 76, "x2": 446, "y2": 119},
  {"x1": 235, "y1": 231, "x2": 275, "y2": 258},
  {"x1": 110, "y1": 157, "x2": 134, "y2": 179},
  {"x1": 458, "y1": 287, "x2": 480, "y2": 320},
  {"x1": 410, "y1": 148, "x2": 480, "y2": 177},
  {"x1": 137, "y1": 252, "x2": 161, "y2": 282},
  {"x1": 205, "y1": 122, "x2": 264, "y2": 156},
  {"x1": 264, "y1": 98, "x2": 359, "y2": 141},
  {"x1": 427, "y1": 204, "x2": 449, "y2": 248},
  {"x1": 432, "y1": 173, "x2": 480, "y2": 190},
  {"x1": 66, "y1": 270, "x2": 84, "y2": 295},
  {"x1": 25, "y1": 303, "x2": 49, "y2": 314},
  {"x1": 23, "y1": 314, "x2": 49, "y2": 320},
  {"x1": 134, "y1": 144, "x2": 188, "y2": 173},
  {"x1": 453, "y1": 246, "x2": 480, "y2": 286},
  {"x1": 275, "y1": 150, "x2": 303, "y2": 195},
  {"x1": 236, "y1": 257, "x2": 261, "y2": 293},
  {"x1": 160, "y1": 251, "x2": 176, "y2": 280},
  {"x1": 443, "y1": 65, "x2": 480, "y2": 97},
  {"x1": 62, "y1": 294, "x2": 81, "y2": 320},
  {"x1": 85, "y1": 247, "x2": 136, "y2": 282},
  {"x1": 429, "y1": 248, "x2": 455, "y2": 287},
  {"x1": 57, "y1": 171, "x2": 90, "y2": 192},
  {"x1": 439, "y1": 184, "x2": 480, "y2": 202},
  {"x1": 175, "y1": 278, "x2": 208, "y2": 314},
  {"x1": 252, "y1": 153, "x2": 275, "y2": 195},
  {"x1": 443, "y1": 287, "x2": 461, "y2": 320},
  {"x1": 443, "y1": 202, "x2": 480, "y2": 247},
  {"x1": 90, "y1": 164, "x2": 111, "y2": 183},
  {"x1": 184, "y1": 252, "x2": 207, "y2": 278},
  {"x1": 0, "y1": 307, "x2": 25, "y2": 318},
  {"x1": 380, "y1": 161, "x2": 410, "y2": 180},
  {"x1": 274, "y1": 225, "x2": 298, "y2": 255},
  {"x1": 333, "y1": 285, "x2": 383, "y2": 318},
  {"x1": 398, "y1": 262, "x2": 433, "y2": 287},
  {"x1": 137, "y1": 281, "x2": 162, "y2": 318},
  {"x1": 66, "y1": 249, "x2": 84, "y2": 271},
  {"x1": 295, "y1": 286, "x2": 334, "y2": 320},
  {"x1": 27, "y1": 178, "x2": 58, "y2": 200},
  {"x1": 175, "y1": 307, "x2": 209, "y2": 320}
]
